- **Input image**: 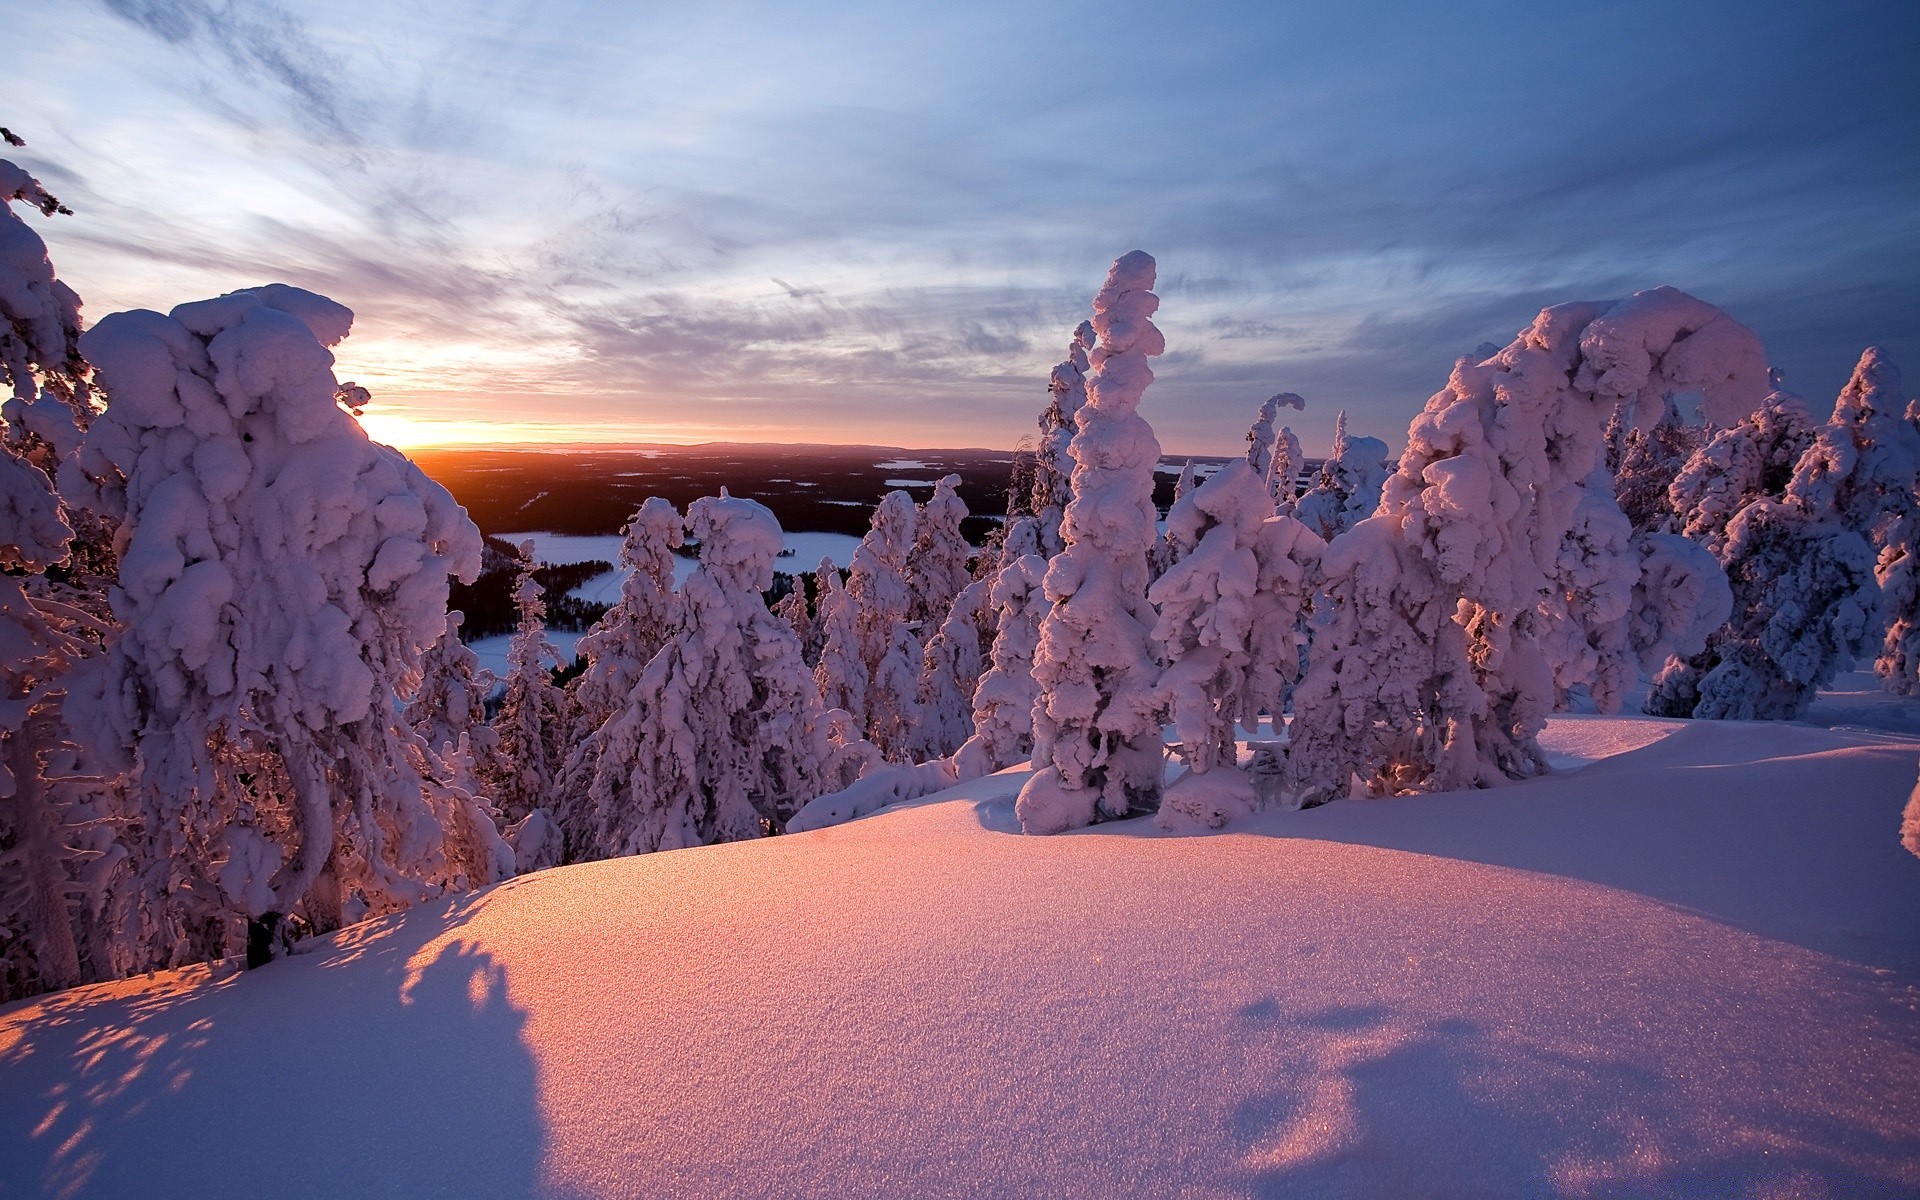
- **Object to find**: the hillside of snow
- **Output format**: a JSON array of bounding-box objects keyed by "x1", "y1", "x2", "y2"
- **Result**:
[{"x1": 4, "y1": 711, "x2": 1918, "y2": 1199}]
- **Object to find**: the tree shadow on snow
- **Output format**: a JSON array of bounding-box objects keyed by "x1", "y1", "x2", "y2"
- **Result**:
[
  {"x1": 0, "y1": 892, "x2": 555, "y2": 1199},
  {"x1": 1226, "y1": 1001, "x2": 1920, "y2": 1199}
]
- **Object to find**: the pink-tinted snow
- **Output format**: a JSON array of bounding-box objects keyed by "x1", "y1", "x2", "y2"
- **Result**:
[{"x1": 2, "y1": 716, "x2": 1917, "y2": 1199}]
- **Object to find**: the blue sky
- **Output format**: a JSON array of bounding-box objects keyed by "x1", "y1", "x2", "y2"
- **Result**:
[{"x1": 6, "y1": 0, "x2": 1916, "y2": 454}]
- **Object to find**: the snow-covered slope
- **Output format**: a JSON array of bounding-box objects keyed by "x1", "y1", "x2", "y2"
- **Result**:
[{"x1": 3, "y1": 716, "x2": 1918, "y2": 1199}]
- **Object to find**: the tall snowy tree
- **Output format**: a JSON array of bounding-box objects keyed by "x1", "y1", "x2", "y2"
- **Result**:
[
  {"x1": 0, "y1": 140, "x2": 138, "y2": 999},
  {"x1": 1666, "y1": 389, "x2": 1818, "y2": 556},
  {"x1": 1283, "y1": 287, "x2": 1765, "y2": 806},
  {"x1": 950, "y1": 516, "x2": 1048, "y2": 778},
  {"x1": 1017, "y1": 251, "x2": 1168, "y2": 835},
  {"x1": 71, "y1": 285, "x2": 502, "y2": 965},
  {"x1": 1651, "y1": 349, "x2": 1909, "y2": 719},
  {"x1": 906, "y1": 473, "x2": 972, "y2": 630},
  {"x1": 477, "y1": 546, "x2": 568, "y2": 870},
  {"x1": 911, "y1": 576, "x2": 991, "y2": 763},
  {"x1": 1270, "y1": 425, "x2": 1303, "y2": 513},
  {"x1": 565, "y1": 497, "x2": 682, "y2": 743},
  {"x1": 578, "y1": 492, "x2": 828, "y2": 855},
  {"x1": 1148, "y1": 462, "x2": 1272, "y2": 828},
  {"x1": 1293, "y1": 411, "x2": 1391, "y2": 542},
  {"x1": 554, "y1": 497, "x2": 683, "y2": 849},
  {"x1": 815, "y1": 490, "x2": 921, "y2": 760},
  {"x1": 1033, "y1": 322, "x2": 1095, "y2": 558}
]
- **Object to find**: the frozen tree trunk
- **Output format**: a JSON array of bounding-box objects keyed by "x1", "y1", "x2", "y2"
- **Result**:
[{"x1": 1017, "y1": 252, "x2": 1168, "y2": 834}]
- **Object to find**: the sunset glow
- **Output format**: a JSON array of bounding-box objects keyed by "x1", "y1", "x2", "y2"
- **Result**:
[{"x1": 5, "y1": 1, "x2": 1910, "y2": 455}]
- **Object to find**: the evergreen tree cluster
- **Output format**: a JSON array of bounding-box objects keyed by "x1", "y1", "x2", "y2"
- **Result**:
[{"x1": 5, "y1": 133, "x2": 1917, "y2": 1002}]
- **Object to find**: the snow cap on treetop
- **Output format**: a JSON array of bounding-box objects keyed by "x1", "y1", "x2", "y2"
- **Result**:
[{"x1": 689, "y1": 489, "x2": 784, "y2": 589}]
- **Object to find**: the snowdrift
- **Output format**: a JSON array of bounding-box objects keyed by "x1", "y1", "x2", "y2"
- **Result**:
[{"x1": 3, "y1": 715, "x2": 1918, "y2": 1199}]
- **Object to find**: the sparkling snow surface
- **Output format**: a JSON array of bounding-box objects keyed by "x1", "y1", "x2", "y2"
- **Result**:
[{"x1": 3, "y1": 717, "x2": 1918, "y2": 1198}]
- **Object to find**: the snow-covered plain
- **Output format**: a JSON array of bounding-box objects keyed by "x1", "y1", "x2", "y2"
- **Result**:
[{"x1": 3, "y1": 709, "x2": 1917, "y2": 1199}]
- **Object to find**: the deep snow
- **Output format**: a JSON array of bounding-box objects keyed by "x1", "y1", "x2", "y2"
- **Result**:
[{"x1": 2, "y1": 713, "x2": 1917, "y2": 1199}]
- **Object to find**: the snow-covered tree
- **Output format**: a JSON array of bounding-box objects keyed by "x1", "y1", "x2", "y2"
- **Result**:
[
  {"x1": 1017, "y1": 251, "x2": 1167, "y2": 834},
  {"x1": 1159, "y1": 458, "x2": 1199, "y2": 571},
  {"x1": 1294, "y1": 411, "x2": 1391, "y2": 542},
  {"x1": 1608, "y1": 399, "x2": 1706, "y2": 535},
  {"x1": 1650, "y1": 350, "x2": 1908, "y2": 719},
  {"x1": 951, "y1": 517, "x2": 1047, "y2": 778},
  {"x1": 907, "y1": 473, "x2": 972, "y2": 630},
  {"x1": 1667, "y1": 389, "x2": 1818, "y2": 556},
  {"x1": 1238, "y1": 513, "x2": 1326, "y2": 734},
  {"x1": 407, "y1": 612, "x2": 493, "y2": 762},
  {"x1": 1271, "y1": 426, "x2": 1303, "y2": 513},
  {"x1": 911, "y1": 576, "x2": 990, "y2": 762},
  {"x1": 71, "y1": 285, "x2": 502, "y2": 965},
  {"x1": 565, "y1": 497, "x2": 681, "y2": 742},
  {"x1": 1283, "y1": 287, "x2": 1766, "y2": 806},
  {"x1": 773, "y1": 578, "x2": 814, "y2": 664},
  {"x1": 815, "y1": 491, "x2": 921, "y2": 759},
  {"x1": 482, "y1": 545, "x2": 567, "y2": 841},
  {"x1": 578, "y1": 492, "x2": 828, "y2": 856},
  {"x1": 1148, "y1": 462, "x2": 1272, "y2": 828},
  {"x1": 1033, "y1": 322, "x2": 1095, "y2": 558},
  {"x1": 1646, "y1": 497, "x2": 1877, "y2": 720},
  {"x1": 0, "y1": 141, "x2": 133, "y2": 999}
]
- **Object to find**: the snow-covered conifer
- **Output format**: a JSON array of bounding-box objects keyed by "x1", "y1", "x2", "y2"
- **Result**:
[
  {"x1": 482, "y1": 546, "x2": 567, "y2": 836},
  {"x1": 1160, "y1": 459, "x2": 1199, "y2": 570},
  {"x1": 1667, "y1": 390, "x2": 1818, "y2": 556},
  {"x1": 911, "y1": 576, "x2": 990, "y2": 762},
  {"x1": 1293, "y1": 411, "x2": 1391, "y2": 541},
  {"x1": 71, "y1": 286, "x2": 501, "y2": 964},
  {"x1": 1017, "y1": 251, "x2": 1167, "y2": 834},
  {"x1": 1609, "y1": 400, "x2": 1705, "y2": 534},
  {"x1": 950, "y1": 517, "x2": 1047, "y2": 777},
  {"x1": 565, "y1": 497, "x2": 681, "y2": 742},
  {"x1": 1148, "y1": 462, "x2": 1274, "y2": 828},
  {"x1": 907, "y1": 474, "x2": 972, "y2": 630},
  {"x1": 1284, "y1": 287, "x2": 1767, "y2": 805},
  {"x1": 1650, "y1": 351, "x2": 1907, "y2": 719},
  {"x1": 1238, "y1": 513, "x2": 1325, "y2": 734},
  {"x1": 551, "y1": 497, "x2": 683, "y2": 845},
  {"x1": 580, "y1": 492, "x2": 827, "y2": 855},
  {"x1": 1033, "y1": 322, "x2": 1095, "y2": 558},
  {"x1": 815, "y1": 491, "x2": 921, "y2": 759}
]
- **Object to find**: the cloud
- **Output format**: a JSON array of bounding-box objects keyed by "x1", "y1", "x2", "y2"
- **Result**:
[{"x1": 101, "y1": 0, "x2": 358, "y2": 144}]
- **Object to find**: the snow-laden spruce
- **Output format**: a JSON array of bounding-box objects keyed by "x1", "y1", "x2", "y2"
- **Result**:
[
  {"x1": 1017, "y1": 251, "x2": 1167, "y2": 835},
  {"x1": 1033, "y1": 321, "x2": 1094, "y2": 558},
  {"x1": 950, "y1": 516, "x2": 1047, "y2": 778},
  {"x1": 1148, "y1": 461, "x2": 1271, "y2": 828},
  {"x1": 69, "y1": 285, "x2": 502, "y2": 964},
  {"x1": 1245, "y1": 391, "x2": 1305, "y2": 513},
  {"x1": 564, "y1": 497, "x2": 682, "y2": 745},
  {"x1": 1650, "y1": 350, "x2": 1905, "y2": 720},
  {"x1": 1283, "y1": 287, "x2": 1760, "y2": 806},
  {"x1": 478, "y1": 547, "x2": 566, "y2": 870},
  {"x1": 913, "y1": 576, "x2": 990, "y2": 762},
  {"x1": 1293, "y1": 410, "x2": 1391, "y2": 542},
  {"x1": 583, "y1": 492, "x2": 828, "y2": 854},
  {"x1": 555, "y1": 497, "x2": 682, "y2": 848},
  {"x1": 1789, "y1": 349, "x2": 1920, "y2": 696},
  {"x1": 1666, "y1": 387, "x2": 1818, "y2": 556},
  {"x1": 815, "y1": 490, "x2": 921, "y2": 760},
  {"x1": 907, "y1": 473, "x2": 971, "y2": 630}
]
